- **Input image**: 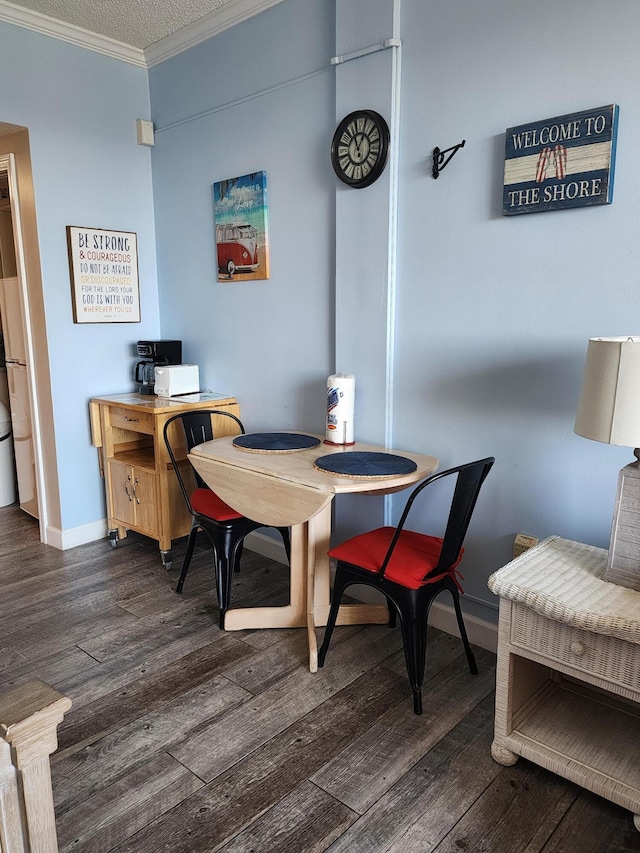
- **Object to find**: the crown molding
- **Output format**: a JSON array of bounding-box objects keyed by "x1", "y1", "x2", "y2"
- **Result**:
[
  {"x1": 144, "y1": 0, "x2": 285, "y2": 67},
  {"x1": 0, "y1": 0, "x2": 147, "y2": 67},
  {"x1": 0, "y1": 0, "x2": 284, "y2": 69}
]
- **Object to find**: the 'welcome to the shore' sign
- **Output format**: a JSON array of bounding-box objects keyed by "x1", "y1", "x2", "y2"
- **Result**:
[{"x1": 503, "y1": 105, "x2": 619, "y2": 216}]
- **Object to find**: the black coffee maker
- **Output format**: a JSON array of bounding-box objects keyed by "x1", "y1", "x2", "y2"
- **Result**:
[{"x1": 134, "y1": 340, "x2": 182, "y2": 395}]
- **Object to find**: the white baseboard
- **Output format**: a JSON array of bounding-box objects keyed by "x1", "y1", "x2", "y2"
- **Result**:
[
  {"x1": 244, "y1": 532, "x2": 498, "y2": 653},
  {"x1": 427, "y1": 600, "x2": 497, "y2": 653},
  {"x1": 44, "y1": 525, "x2": 498, "y2": 652},
  {"x1": 46, "y1": 520, "x2": 269, "y2": 552},
  {"x1": 46, "y1": 518, "x2": 107, "y2": 550},
  {"x1": 244, "y1": 529, "x2": 289, "y2": 563}
]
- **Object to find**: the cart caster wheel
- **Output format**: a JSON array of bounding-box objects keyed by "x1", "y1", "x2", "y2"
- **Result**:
[
  {"x1": 633, "y1": 813, "x2": 640, "y2": 833},
  {"x1": 108, "y1": 530, "x2": 118, "y2": 548},
  {"x1": 161, "y1": 550, "x2": 173, "y2": 571}
]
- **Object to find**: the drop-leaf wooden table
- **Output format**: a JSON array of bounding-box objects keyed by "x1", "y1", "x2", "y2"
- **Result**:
[{"x1": 189, "y1": 434, "x2": 438, "y2": 672}]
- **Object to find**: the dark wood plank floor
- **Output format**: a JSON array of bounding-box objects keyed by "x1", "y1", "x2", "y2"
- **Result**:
[{"x1": 1, "y1": 504, "x2": 637, "y2": 852}]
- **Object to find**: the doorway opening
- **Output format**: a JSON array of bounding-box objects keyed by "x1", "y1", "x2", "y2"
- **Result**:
[
  {"x1": 0, "y1": 126, "x2": 60, "y2": 544},
  {"x1": 0, "y1": 169, "x2": 38, "y2": 518}
]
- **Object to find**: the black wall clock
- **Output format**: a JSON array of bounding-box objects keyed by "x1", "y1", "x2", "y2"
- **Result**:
[{"x1": 331, "y1": 110, "x2": 390, "y2": 189}]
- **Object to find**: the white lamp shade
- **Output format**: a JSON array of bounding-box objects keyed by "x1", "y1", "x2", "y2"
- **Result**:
[{"x1": 575, "y1": 336, "x2": 640, "y2": 447}]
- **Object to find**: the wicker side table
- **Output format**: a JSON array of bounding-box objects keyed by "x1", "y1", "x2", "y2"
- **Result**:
[{"x1": 488, "y1": 537, "x2": 640, "y2": 832}]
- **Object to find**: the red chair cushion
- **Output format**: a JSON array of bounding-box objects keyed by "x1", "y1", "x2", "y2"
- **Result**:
[
  {"x1": 190, "y1": 488, "x2": 244, "y2": 522},
  {"x1": 329, "y1": 527, "x2": 463, "y2": 591}
]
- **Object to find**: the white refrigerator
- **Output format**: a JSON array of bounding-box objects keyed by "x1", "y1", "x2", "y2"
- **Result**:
[{"x1": 0, "y1": 276, "x2": 38, "y2": 518}]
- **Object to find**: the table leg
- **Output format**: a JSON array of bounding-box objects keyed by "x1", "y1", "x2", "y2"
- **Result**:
[
  {"x1": 306, "y1": 507, "x2": 318, "y2": 672},
  {"x1": 224, "y1": 502, "x2": 386, "y2": 657},
  {"x1": 223, "y1": 522, "x2": 307, "y2": 631},
  {"x1": 310, "y1": 504, "x2": 388, "y2": 627},
  {"x1": 311, "y1": 503, "x2": 388, "y2": 629},
  {"x1": 312, "y1": 504, "x2": 332, "y2": 616}
]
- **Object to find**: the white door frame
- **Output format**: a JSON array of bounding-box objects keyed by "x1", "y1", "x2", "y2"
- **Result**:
[{"x1": 0, "y1": 152, "x2": 47, "y2": 539}]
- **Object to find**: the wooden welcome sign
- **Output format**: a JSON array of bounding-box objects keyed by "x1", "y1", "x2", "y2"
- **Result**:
[{"x1": 503, "y1": 105, "x2": 619, "y2": 215}]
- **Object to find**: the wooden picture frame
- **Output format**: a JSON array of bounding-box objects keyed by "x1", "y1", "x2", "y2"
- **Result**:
[{"x1": 66, "y1": 226, "x2": 140, "y2": 323}]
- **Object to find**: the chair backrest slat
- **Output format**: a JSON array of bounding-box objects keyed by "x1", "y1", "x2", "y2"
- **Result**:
[
  {"x1": 163, "y1": 409, "x2": 245, "y2": 506},
  {"x1": 378, "y1": 457, "x2": 494, "y2": 580}
]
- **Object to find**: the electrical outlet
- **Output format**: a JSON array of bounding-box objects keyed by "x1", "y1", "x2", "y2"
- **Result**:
[{"x1": 513, "y1": 533, "x2": 538, "y2": 559}]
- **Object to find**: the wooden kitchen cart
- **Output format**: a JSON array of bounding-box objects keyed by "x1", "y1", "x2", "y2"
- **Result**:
[
  {"x1": 90, "y1": 392, "x2": 239, "y2": 568},
  {"x1": 488, "y1": 536, "x2": 640, "y2": 832}
]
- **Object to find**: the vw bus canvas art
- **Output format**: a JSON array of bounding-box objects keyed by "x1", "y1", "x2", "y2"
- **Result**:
[{"x1": 213, "y1": 171, "x2": 270, "y2": 282}]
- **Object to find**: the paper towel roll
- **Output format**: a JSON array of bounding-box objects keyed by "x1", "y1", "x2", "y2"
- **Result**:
[{"x1": 326, "y1": 373, "x2": 355, "y2": 445}]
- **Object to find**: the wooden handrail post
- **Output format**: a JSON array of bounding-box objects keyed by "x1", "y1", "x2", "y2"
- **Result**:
[
  {"x1": 1, "y1": 740, "x2": 26, "y2": 853},
  {"x1": 0, "y1": 680, "x2": 72, "y2": 853}
]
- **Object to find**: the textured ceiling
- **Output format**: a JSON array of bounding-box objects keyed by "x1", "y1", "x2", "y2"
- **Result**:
[{"x1": 4, "y1": 0, "x2": 249, "y2": 49}]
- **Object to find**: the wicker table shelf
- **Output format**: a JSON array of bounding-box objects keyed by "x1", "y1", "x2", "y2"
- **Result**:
[{"x1": 488, "y1": 537, "x2": 640, "y2": 832}]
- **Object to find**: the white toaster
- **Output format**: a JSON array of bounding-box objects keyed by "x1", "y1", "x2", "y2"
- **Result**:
[{"x1": 154, "y1": 364, "x2": 200, "y2": 397}]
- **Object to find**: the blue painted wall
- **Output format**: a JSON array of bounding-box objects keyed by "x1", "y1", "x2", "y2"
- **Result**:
[
  {"x1": 2, "y1": 0, "x2": 640, "y2": 624},
  {"x1": 0, "y1": 22, "x2": 160, "y2": 529},
  {"x1": 393, "y1": 0, "x2": 640, "y2": 616},
  {"x1": 149, "y1": 0, "x2": 335, "y2": 429},
  {"x1": 150, "y1": 0, "x2": 640, "y2": 622}
]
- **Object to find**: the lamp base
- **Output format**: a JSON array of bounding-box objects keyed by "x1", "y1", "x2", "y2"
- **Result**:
[{"x1": 605, "y1": 462, "x2": 640, "y2": 591}]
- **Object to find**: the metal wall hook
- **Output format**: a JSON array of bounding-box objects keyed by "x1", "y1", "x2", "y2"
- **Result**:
[{"x1": 432, "y1": 139, "x2": 466, "y2": 178}]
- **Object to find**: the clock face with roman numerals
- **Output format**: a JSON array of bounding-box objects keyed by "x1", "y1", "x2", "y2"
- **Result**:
[{"x1": 331, "y1": 110, "x2": 390, "y2": 188}]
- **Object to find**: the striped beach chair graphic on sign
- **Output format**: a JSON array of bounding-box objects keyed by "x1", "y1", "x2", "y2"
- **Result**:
[
  {"x1": 553, "y1": 145, "x2": 567, "y2": 179},
  {"x1": 535, "y1": 145, "x2": 568, "y2": 183}
]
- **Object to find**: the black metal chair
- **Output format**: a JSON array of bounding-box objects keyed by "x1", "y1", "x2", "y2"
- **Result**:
[
  {"x1": 163, "y1": 409, "x2": 291, "y2": 629},
  {"x1": 318, "y1": 457, "x2": 494, "y2": 714}
]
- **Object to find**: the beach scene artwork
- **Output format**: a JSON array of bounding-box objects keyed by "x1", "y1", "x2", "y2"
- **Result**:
[{"x1": 213, "y1": 171, "x2": 270, "y2": 282}]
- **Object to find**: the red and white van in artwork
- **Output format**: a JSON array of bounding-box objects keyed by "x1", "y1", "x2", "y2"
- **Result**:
[{"x1": 215, "y1": 223, "x2": 259, "y2": 276}]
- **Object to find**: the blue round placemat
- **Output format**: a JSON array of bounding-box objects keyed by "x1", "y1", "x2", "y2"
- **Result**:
[
  {"x1": 233, "y1": 432, "x2": 321, "y2": 452},
  {"x1": 314, "y1": 451, "x2": 417, "y2": 478}
]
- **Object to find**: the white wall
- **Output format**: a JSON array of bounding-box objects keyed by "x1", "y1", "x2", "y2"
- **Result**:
[
  {"x1": 0, "y1": 22, "x2": 160, "y2": 529},
  {"x1": 150, "y1": 0, "x2": 640, "y2": 623}
]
